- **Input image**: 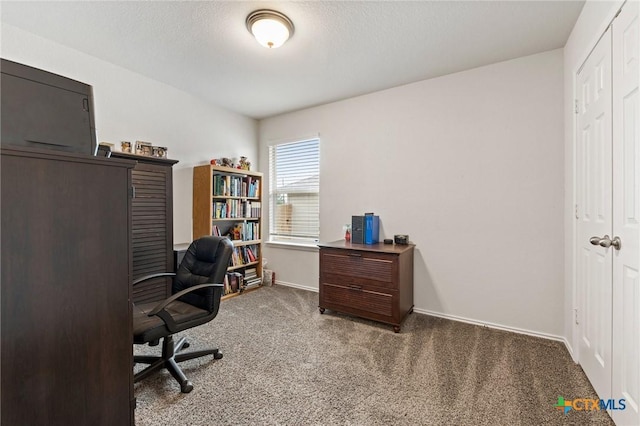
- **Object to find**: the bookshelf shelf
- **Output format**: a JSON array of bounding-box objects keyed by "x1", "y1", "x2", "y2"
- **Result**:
[
  {"x1": 193, "y1": 164, "x2": 263, "y2": 297},
  {"x1": 210, "y1": 195, "x2": 261, "y2": 201},
  {"x1": 227, "y1": 261, "x2": 260, "y2": 271},
  {"x1": 231, "y1": 239, "x2": 262, "y2": 247},
  {"x1": 220, "y1": 284, "x2": 261, "y2": 301},
  {"x1": 211, "y1": 217, "x2": 260, "y2": 222}
]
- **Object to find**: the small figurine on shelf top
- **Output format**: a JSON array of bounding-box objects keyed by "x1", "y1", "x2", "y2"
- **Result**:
[
  {"x1": 210, "y1": 158, "x2": 233, "y2": 167},
  {"x1": 238, "y1": 156, "x2": 251, "y2": 170},
  {"x1": 210, "y1": 156, "x2": 251, "y2": 170}
]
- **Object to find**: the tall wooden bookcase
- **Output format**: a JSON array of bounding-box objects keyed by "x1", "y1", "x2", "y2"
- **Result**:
[{"x1": 193, "y1": 165, "x2": 263, "y2": 295}]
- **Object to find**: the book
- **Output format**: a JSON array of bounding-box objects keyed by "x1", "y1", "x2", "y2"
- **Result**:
[
  {"x1": 229, "y1": 273, "x2": 239, "y2": 293},
  {"x1": 235, "y1": 272, "x2": 244, "y2": 291},
  {"x1": 364, "y1": 214, "x2": 379, "y2": 244},
  {"x1": 244, "y1": 281, "x2": 260, "y2": 290},
  {"x1": 246, "y1": 247, "x2": 256, "y2": 262},
  {"x1": 223, "y1": 274, "x2": 231, "y2": 294}
]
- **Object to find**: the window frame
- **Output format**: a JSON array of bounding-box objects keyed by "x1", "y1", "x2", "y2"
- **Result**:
[{"x1": 268, "y1": 137, "x2": 320, "y2": 247}]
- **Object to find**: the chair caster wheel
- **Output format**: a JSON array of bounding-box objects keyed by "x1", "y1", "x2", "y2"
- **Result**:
[
  {"x1": 214, "y1": 351, "x2": 223, "y2": 360},
  {"x1": 181, "y1": 381, "x2": 193, "y2": 393}
]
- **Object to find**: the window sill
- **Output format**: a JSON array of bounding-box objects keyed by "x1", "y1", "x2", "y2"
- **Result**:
[{"x1": 265, "y1": 240, "x2": 319, "y2": 252}]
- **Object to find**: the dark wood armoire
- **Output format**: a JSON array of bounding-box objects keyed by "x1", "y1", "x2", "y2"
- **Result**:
[{"x1": 1, "y1": 147, "x2": 136, "y2": 425}]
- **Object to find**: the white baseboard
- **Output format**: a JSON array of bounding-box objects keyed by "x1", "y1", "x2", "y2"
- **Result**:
[
  {"x1": 270, "y1": 284, "x2": 573, "y2": 354},
  {"x1": 413, "y1": 307, "x2": 567, "y2": 346},
  {"x1": 563, "y1": 337, "x2": 577, "y2": 362},
  {"x1": 273, "y1": 280, "x2": 318, "y2": 293}
]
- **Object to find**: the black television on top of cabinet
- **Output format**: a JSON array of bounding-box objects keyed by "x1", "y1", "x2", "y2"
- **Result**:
[{"x1": 1, "y1": 58, "x2": 97, "y2": 155}]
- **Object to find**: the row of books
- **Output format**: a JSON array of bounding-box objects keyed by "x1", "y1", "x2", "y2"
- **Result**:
[
  {"x1": 222, "y1": 268, "x2": 262, "y2": 295},
  {"x1": 229, "y1": 244, "x2": 260, "y2": 267},
  {"x1": 246, "y1": 177, "x2": 260, "y2": 198},
  {"x1": 211, "y1": 222, "x2": 260, "y2": 241},
  {"x1": 223, "y1": 272, "x2": 244, "y2": 295},
  {"x1": 243, "y1": 267, "x2": 261, "y2": 290},
  {"x1": 212, "y1": 222, "x2": 260, "y2": 241},
  {"x1": 213, "y1": 175, "x2": 260, "y2": 198},
  {"x1": 229, "y1": 222, "x2": 259, "y2": 241},
  {"x1": 249, "y1": 201, "x2": 261, "y2": 218},
  {"x1": 213, "y1": 200, "x2": 259, "y2": 219}
]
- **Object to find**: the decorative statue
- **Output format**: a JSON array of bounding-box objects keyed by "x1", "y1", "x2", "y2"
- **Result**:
[{"x1": 238, "y1": 156, "x2": 251, "y2": 170}]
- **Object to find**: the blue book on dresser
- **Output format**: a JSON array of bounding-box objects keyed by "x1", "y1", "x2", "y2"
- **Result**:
[{"x1": 364, "y1": 214, "x2": 379, "y2": 244}]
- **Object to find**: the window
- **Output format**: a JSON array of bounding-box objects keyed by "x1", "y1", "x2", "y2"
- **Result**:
[{"x1": 268, "y1": 138, "x2": 320, "y2": 244}]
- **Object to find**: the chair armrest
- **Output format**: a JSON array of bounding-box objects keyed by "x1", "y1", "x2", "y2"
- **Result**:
[
  {"x1": 146, "y1": 283, "x2": 224, "y2": 332},
  {"x1": 147, "y1": 283, "x2": 223, "y2": 315},
  {"x1": 132, "y1": 272, "x2": 176, "y2": 287}
]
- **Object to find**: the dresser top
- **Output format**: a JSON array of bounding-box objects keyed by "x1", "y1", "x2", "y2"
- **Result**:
[{"x1": 318, "y1": 240, "x2": 415, "y2": 254}]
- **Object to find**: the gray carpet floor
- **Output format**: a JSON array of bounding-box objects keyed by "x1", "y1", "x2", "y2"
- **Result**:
[{"x1": 134, "y1": 286, "x2": 614, "y2": 425}]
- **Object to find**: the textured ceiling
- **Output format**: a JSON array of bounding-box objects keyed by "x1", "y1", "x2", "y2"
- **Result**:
[{"x1": 1, "y1": 1, "x2": 584, "y2": 119}]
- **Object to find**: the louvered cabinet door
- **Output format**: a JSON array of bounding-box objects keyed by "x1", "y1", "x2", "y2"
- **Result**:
[{"x1": 112, "y1": 152, "x2": 178, "y2": 304}]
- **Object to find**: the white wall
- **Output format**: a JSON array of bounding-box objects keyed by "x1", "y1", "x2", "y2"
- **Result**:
[
  {"x1": 259, "y1": 49, "x2": 565, "y2": 337},
  {"x1": 2, "y1": 20, "x2": 581, "y2": 340},
  {"x1": 1, "y1": 24, "x2": 258, "y2": 244},
  {"x1": 563, "y1": 0, "x2": 624, "y2": 358}
]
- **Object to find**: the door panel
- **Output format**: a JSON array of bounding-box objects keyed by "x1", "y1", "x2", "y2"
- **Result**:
[
  {"x1": 577, "y1": 27, "x2": 613, "y2": 402},
  {"x1": 612, "y1": 1, "x2": 639, "y2": 424}
]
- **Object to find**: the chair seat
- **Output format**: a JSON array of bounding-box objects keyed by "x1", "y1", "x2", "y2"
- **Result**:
[{"x1": 133, "y1": 300, "x2": 209, "y2": 344}]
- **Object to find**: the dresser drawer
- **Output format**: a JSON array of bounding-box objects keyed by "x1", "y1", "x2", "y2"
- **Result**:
[
  {"x1": 321, "y1": 249, "x2": 397, "y2": 288},
  {"x1": 322, "y1": 271, "x2": 395, "y2": 292},
  {"x1": 321, "y1": 283, "x2": 394, "y2": 318}
]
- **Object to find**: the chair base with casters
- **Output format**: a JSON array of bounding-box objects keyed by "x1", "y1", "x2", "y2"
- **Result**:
[
  {"x1": 132, "y1": 236, "x2": 233, "y2": 394},
  {"x1": 134, "y1": 335, "x2": 222, "y2": 393}
]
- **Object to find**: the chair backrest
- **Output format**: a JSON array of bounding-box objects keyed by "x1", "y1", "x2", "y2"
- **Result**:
[{"x1": 174, "y1": 236, "x2": 234, "y2": 312}]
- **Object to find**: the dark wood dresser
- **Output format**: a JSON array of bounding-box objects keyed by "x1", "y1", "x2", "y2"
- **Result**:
[
  {"x1": 318, "y1": 240, "x2": 415, "y2": 332},
  {"x1": 1, "y1": 147, "x2": 135, "y2": 425}
]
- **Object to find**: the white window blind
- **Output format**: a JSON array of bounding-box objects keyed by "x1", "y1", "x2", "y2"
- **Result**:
[{"x1": 268, "y1": 138, "x2": 320, "y2": 243}]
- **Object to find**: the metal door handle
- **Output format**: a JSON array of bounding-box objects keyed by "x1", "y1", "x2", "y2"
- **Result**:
[
  {"x1": 589, "y1": 236, "x2": 602, "y2": 246},
  {"x1": 599, "y1": 235, "x2": 612, "y2": 248},
  {"x1": 611, "y1": 236, "x2": 621, "y2": 250},
  {"x1": 590, "y1": 235, "x2": 622, "y2": 250}
]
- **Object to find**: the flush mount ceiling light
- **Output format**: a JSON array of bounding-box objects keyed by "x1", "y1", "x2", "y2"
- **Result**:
[{"x1": 246, "y1": 9, "x2": 294, "y2": 49}]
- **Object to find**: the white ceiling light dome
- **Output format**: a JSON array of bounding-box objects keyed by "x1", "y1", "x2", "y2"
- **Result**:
[{"x1": 246, "y1": 9, "x2": 294, "y2": 49}]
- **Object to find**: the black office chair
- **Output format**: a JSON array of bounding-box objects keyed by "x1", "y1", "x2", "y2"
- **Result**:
[{"x1": 132, "y1": 236, "x2": 233, "y2": 393}]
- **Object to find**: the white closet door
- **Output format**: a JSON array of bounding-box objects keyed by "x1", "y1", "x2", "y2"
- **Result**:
[
  {"x1": 577, "y1": 26, "x2": 613, "y2": 402},
  {"x1": 612, "y1": 1, "x2": 639, "y2": 425}
]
